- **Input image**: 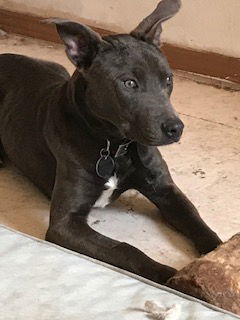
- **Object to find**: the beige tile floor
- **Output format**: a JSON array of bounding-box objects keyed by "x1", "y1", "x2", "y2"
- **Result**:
[{"x1": 0, "y1": 34, "x2": 240, "y2": 270}]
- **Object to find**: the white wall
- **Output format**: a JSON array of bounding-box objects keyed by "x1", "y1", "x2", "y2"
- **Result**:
[{"x1": 1, "y1": 0, "x2": 240, "y2": 58}]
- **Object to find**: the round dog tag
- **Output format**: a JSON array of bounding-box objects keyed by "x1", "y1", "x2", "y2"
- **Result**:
[{"x1": 96, "y1": 156, "x2": 115, "y2": 180}]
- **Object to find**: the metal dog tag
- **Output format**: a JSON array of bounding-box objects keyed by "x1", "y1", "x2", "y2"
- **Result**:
[
  {"x1": 96, "y1": 140, "x2": 115, "y2": 180},
  {"x1": 96, "y1": 156, "x2": 115, "y2": 180}
]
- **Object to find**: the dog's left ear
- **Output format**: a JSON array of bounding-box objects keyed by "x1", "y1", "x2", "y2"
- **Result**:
[
  {"x1": 130, "y1": 0, "x2": 181, "y2": 47},
  {"x1": 44, "y1": 19, "x2": 105, "y2": 68}
]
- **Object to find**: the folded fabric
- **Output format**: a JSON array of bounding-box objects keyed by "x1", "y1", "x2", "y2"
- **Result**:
[{"x1": 0, "y1": 225, "x2": 239, "y2": 320}]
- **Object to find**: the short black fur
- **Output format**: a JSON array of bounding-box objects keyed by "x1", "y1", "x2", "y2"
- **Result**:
[{"x1": 0, "y1": 0, "x2": 221, "y2": 284}]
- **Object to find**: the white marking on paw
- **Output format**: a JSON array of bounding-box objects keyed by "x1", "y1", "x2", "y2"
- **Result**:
[{"x1": 93, "y1": 175, "x2": 118, "y2": 208}]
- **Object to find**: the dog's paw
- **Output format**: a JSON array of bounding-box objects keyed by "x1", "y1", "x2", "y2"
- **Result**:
[
  {"x1": 155, "y1": 265, "x2": 177, "y2": 285},
  {"x1": 196, "y1": 233, "x2": 222, "y2": 255}
]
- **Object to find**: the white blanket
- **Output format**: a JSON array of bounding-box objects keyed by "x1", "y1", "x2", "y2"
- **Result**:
[{"x1": 0, "y1": 226, "x2": 239, "y2": 320}]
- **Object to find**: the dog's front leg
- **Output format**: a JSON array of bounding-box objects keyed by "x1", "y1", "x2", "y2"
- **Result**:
[
  {"x1": 133, "y1": 146, "x2": 222, "y2": 255},
  {"x1": 46, "y1": 166, "x2": 176, "y2": 284},
  {"x1": 141, "y1": 183, "x2": 222, "y2": 255}
]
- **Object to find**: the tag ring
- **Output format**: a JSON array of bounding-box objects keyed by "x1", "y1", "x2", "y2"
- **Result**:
[{"x1": 100, "y1": 148, "x2": 110, "y2": 159}]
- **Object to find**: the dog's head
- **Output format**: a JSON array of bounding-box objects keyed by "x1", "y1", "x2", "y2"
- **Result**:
[{"x1": 47, "y1": 0, "x2": 184, "y2": 146}]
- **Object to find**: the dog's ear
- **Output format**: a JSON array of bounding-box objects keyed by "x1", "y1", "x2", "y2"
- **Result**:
[
  {"x1": 44, "y1": 19, "x2": 105, "y2": 68},
  {"x1": 130, "y1": 0, "x2": 181, "y2": 47}
]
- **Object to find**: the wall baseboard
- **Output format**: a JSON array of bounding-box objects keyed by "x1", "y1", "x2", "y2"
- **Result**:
[{"x1": 0, "y1": 8, "x2": 239, "y2": 85}]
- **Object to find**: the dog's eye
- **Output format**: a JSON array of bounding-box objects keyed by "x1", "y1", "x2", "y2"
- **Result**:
[
  {"x1": 166, "y1": 75, "x2": 173, "y2": 86},
  {"x1": 124, "y1": 80, "x2": 138, "y2": 89}
]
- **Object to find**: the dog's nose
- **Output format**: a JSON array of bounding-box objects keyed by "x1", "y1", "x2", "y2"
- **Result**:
[{"x1": 162, "y1": 119, "x2": 184, "y2": 141}]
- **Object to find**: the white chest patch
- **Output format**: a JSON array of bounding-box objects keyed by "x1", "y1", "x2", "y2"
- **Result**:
[{"x1": 93, "y1": 175, "x2": 118, "y2": 208}]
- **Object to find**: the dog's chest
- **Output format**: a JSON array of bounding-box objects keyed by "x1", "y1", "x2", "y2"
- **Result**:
[{"x1": 93, "y1": 175, "x2": 118, "y2": 208}]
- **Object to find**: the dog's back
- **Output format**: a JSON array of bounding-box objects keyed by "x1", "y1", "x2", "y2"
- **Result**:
[
  {"x1": 0, "y1": 53, "x2": 70, "y2": 103},
  {"x1": 0, "y1": 54, "x2": 70, "y2": 195}
]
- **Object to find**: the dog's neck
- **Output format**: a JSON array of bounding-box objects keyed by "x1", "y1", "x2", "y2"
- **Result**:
[{"x1": 66, "y1": 70, "x2": 127, "y2": 149}]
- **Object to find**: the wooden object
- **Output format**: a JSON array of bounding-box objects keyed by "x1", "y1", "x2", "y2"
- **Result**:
[{"x1": 167, "y1": 233, "x2": 240, "y2": 316}]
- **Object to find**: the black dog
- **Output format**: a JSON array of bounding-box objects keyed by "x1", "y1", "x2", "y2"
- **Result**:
[{"x1": 0, "y1": 0, "x2": 221, "y2": 284}]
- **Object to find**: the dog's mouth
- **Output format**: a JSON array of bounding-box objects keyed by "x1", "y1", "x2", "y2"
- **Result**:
[
  {"x1": 133, "y1": 134, "x2": 179, "y2": 146},
  {"x1": 92, "y1": 114, "x2": 183, "y2": 147},
  {"x1": 118, "y1": 113, "x2": 184, "y2": 147},
  {"x1": 124, "y1": 124, "x2": 183, "y2": 147}
]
